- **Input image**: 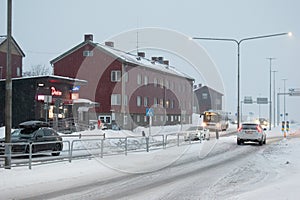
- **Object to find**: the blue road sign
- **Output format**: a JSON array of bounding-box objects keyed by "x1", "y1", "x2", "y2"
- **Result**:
[{"x1": 146, "y1": 108, "x2": 154, "y2": 117}]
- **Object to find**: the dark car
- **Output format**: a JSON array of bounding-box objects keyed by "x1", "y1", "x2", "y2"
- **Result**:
[{"x1": 0, "y1": 121, "x2": 63, "y2": 156}]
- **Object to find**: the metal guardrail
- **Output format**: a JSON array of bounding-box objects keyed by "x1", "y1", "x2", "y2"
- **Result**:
[{"x1": 1, "y1": 131, "x2": 203, "y2": 169}]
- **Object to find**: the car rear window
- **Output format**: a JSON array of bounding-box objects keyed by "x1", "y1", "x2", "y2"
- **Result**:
[{"x1": 242, "y1": 124, "x2": 257, "y2": 130}]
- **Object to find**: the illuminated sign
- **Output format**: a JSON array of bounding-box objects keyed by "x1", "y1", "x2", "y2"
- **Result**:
[
  {"x1": 72, "y1": 86, "x2": 80, "y2": 91},
  {"x1": 51, "y1": 87, "x2": 62, "y2": 96}
]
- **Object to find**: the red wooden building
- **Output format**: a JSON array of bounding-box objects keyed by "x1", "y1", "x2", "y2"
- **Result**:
[
  {"x1": 0, "y1": 35, "x2": 25, "y2": 79},
  {"x1": 51, "y1": 34, "x2": 194, "y2": 129}
]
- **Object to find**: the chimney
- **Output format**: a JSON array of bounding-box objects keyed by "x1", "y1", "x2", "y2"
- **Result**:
[
  {"x1": 84, "y1": 34, "x2": 93, "y2": 42},
  {"x1": 198, "y1": 84, "x2": 202, "y2": 88},
  {"x1": 158, "y1": 57, "x2": 164, "y2": 64},
  {"x1": 151, "y1": 57, "x2": 158, "y2": 61},
  {"x1": 138, "y1": 52, "x2": 145, "y2": 58},
  {"x1": 105, "y1": 41, "x2": 114, "y2": 47},
  {"x1": 163, "y1": 60, "x2": 169, "y2": 65}
]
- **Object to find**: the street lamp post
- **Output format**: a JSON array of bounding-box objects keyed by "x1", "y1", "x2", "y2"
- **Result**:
[
  {"x1": 266, "y1": 57, "x2": 276, "y2": 130},
  {"x1": 193, "y1": 32, "x2": 291, "y2": 129},
  {"x1": 272, "y1": 70, "x2": 278, "y2": 127}
]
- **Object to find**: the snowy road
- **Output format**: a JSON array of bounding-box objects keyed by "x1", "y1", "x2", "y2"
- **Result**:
[
  {"x1": 2, "y1": 124, "x2": 300, "y2": 200},
  {"x1": 23, "y1": 135, "x2": 283, "y2": 200}
]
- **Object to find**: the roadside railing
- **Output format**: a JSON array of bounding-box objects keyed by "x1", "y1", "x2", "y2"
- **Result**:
[{"x1": 0, "y1": 131, "x2": 203, "y2": 169}]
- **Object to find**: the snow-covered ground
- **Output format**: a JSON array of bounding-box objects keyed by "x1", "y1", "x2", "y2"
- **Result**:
[{"x1": 0, "y1": 123, "x2": 300, "y2": 199}]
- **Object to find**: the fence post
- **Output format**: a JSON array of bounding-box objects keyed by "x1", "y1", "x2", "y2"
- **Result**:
[
  {"x1": 29, "y1": 143, "x2": 32, "y2": 170},
  {"x1": 125, "y1": 137, "x2": 127, "y2": 156},
  {"x1": 177, "y1": 133, "x2": 180, "y2": 146},
  {"x1": 101, "y1": 139, "x2": 104, "y2": 158},
  {"x1": 70, "y1": 140, "x2": 75, "y2": 162},
  {"x1": 146, "y1": 137, "x2": 149, "y2": 152}
]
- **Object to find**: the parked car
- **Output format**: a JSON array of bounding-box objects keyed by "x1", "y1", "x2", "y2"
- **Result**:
[
  {"x1": 184, "y1": 126, "x2": 210, "y2": 141},
  {"x1": 0, "y1": 120, "x2": 63, "y2": 156},
  {"x1": 237, "y1": 122, "x2": 266, "y2": 145}
]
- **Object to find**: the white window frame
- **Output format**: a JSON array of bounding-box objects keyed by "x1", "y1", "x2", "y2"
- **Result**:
[
  {"x1": 144, "y1": 97, "x2": 148, "y2": 107},
  {"x1": 111, "y1": 94, "x2": 121, "y2": 105},
  {"x1": 144, "y1": 75, "x2": 148, "y2": 85},
  {"x1": 137, "y1": 96, "x2": 142, "y2": 107},
  {"x1": 137, "y1": 74, "x2": 142, "y2": 85},
  {"x1": 83, "y1": 50, "x2": 93, "y2": 57},
  {"x1": 111, "y1": 70, "x2": 121, "y2": 82}
]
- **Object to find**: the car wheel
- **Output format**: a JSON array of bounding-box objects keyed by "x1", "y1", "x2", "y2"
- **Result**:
[
  {"x1": 51, "y1": 143, "x2": 61, "y2": 156},
  {"x1": 237, "y1": 140, "x2": 241, "y2": 145},
  {"x1": 259, "y1": 139, "x2": 263, "y2": 146},
  {"x1": 263, "y1": 138, "x2": 266, "y2": 144}
]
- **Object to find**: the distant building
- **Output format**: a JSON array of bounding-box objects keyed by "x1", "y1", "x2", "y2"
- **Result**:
[
  {"x1": 51, "y1": 34, "x2": 194, "y2": 129},
  {"x1": 0, "y1": 35, "x2": 25, "y2": 79},
  {"x1": 194, "y1": 84, "x2": 223, "y2": 113},
  {"x1": 0, "y1": 75, "x2": 87, "y2": 128}
]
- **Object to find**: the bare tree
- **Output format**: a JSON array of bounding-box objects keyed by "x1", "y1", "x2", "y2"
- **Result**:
[{"x1": 23, "y1": 64, "x2": 52, "y2": 77}]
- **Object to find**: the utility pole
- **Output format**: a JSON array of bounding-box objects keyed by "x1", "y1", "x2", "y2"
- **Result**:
[
  {"x1": 266, "y1": 57, "x2": 275, "y2": 130},
  {"x1": 5, "y1": 0, "x2": 12, "y2": 169},
  {"x1": 272, "y1": 70, "x2": 278, "y2": 127}
]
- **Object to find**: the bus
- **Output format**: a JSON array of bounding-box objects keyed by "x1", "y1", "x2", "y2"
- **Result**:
[{"x1": 201, "y1": 110, "x2": 229, "y2": 131}]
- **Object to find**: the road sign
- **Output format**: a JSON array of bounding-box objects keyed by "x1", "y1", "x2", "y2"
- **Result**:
[
  {"x1": 257, "y1": 97, "x2": 268, "y2": 104},
  {"x1": 244, "y1": 96, "x2": 253, "y2": 104},
  {"x1": 146, "y1": 108, "x2": 154, "y2": 117}
]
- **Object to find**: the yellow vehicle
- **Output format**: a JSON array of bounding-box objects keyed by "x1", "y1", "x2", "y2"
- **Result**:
[{"x1": 201, "y1": 110, "x2": 229, "y2": 131}]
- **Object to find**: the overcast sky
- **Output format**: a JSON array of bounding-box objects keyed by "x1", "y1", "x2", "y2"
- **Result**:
[{"x1": 0, "y1": 0, "x2": 299, "y2": 122}]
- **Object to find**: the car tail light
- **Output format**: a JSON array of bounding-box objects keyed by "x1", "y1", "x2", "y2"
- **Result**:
[
  {"x1": 237, "y1": 125, "x2": 243, "y2": 132},
  {"x1": 256, "y1": 126, "x2": 262, "y2": 133}
]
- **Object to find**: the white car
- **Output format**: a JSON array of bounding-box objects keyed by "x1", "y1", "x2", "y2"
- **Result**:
[
  {"x1": 237, "y1": 122, "x2": 266, "y2": 145},
  {"x1": 184, "y1": 126, "x2": 210, "y2": 141}
]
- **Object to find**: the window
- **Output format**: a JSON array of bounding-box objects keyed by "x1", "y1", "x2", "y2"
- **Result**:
[
  {"x1": 137, "y1": 115, "x2": 140, "y2": 122},
  {"x1": 159, "y1": 98, "x2": 164, "y2": 107},
  {"x1": 83, "y1": 50, "x2": 93, "y2": 57},
  {"x1": 123, "y1": 95, "x2": 128, "y2": 106},
  {"x1": 144, "y1": 76, "x2": 148, "y2": 85},
  {"x1": 144, "y1": 97, "x2": 148, "y2": 107},
  {"x1": 154, "y1": 97, "x2": 158, "y2": 107},
  {"x1": 171, "y1": 100, "x2": 175, "y2": 109},
  {"x1": 159, "y1": 79, "x2": 164, "y2": 88},
  {"x1": 202, "y1": 93, "x2": 208, "y2": 99},
  {"x1": 124, "y1": 115, "x2": 128, "y2": 125},
  {"x1": 17, "y1": 67, "x2": 21, "y2": 77},
  {"x1": 137, "y1": 96, "x2": 142, "y2": 107},
  {"x1": 111, "y1": 70, "x2": 121, "y2": 82},
  {"x1": 154, "y1": 78, "x2": 158, "y2": 87},
  {"x1": 137, "y1": 74, "x2": 142, "y2": 85},
  {"x1": 111, "y1": 94, "x2": 121, "y2": 105},
  {"x1": 165, "y1": 80, "x2": 169, "y2": 89},
  {"x1": 165, "y1": 99, "x2": 170, "y2": 108},
  {"x1": 99, "y1": 116, "x2": 111, "y2": 124},
  {"x1": 144, "y1": 116, "x2": 147, "y2": 122}
]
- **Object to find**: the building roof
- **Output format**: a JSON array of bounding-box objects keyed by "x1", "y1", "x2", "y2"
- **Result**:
[
  {"x1": 0, "y1": 75, "x2": 87, "y2": 85},
  {"x1": 0, "y1": 35, "x2": 25, "y2": 57},
  {"x1": 194, "y1": 85, "x2": 223, "y2": 96},
  {"x1": 50, "y1": 39, "x2": 194, "y2": 81}
]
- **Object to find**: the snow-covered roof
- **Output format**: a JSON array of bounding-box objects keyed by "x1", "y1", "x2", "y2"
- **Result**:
[
  {"x1": 50, "y1": 39, "x2": 194, "y2": 81},
  {"x1": 0, "y1": 35, "x2": 25, "y2": 57},
  {"x1": 0, "y1": 75, "x2": 87, "y2": 85},
  {"x1": 95, "y1": 43, "x2": 194, "y2": 80},
  {"x1": 0, "y1": 36, "x2": 6, "y2": 45}
]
